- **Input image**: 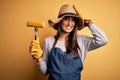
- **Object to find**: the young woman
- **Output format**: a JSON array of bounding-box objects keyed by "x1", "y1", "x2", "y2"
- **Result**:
[{"x1": 30, "y1": 4, "x2": 108, "y2": 80}]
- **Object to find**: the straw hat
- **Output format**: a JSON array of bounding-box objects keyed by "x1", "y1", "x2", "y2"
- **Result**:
[{"x1": 48, "y1": 4, "x2": 84, "y2": 30}]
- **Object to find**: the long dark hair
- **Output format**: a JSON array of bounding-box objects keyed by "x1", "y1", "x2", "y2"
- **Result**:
[{"x1": 53, "y1": 16, "x2": 82, "y2": 58}]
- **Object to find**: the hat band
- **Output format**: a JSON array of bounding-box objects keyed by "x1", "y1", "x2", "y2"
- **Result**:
[{"x1": 58, "y1": 12, "x2": 77, "y2": 18}]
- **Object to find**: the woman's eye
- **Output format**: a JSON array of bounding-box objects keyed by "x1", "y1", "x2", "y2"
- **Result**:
[
  {"x1": 64, "y1": 17, "x2": 68, "y2": 20},
  {"x1": 72, "y1": 18, "x2": 76, "y2": 22}
]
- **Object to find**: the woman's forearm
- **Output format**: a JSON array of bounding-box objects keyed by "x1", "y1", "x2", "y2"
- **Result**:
[{"x1": 37, "y1": 58, "x2": 48, "y2": 76}]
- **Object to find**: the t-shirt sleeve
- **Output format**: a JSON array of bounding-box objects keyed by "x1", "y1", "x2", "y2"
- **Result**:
[
  {"x1": 79, "y1": 24, "x2": 108, "y2": 52},
  {"x1": 77, "y1": 24, "x2": 108, "y2": 63},
  {"x1": 38, "y1": 38, "x2": 49, "y2": 75}
]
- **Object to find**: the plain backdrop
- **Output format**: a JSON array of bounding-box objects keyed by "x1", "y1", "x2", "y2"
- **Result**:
[{"x1": 0, "y1": 0, "x2": 120, "y2": 80}]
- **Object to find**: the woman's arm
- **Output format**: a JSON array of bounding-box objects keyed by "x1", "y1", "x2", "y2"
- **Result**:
[
  {"x1": 84, "y1": 20, "x2": 108, "y2": 51},
  {"x1": 37, "y1": 39, "x2": 49, "y2": 76},
  {"x1": 38, "y1": 58, "x2": 48, "y2": 75}
]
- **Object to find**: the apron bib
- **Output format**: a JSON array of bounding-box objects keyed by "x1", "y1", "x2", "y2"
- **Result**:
[{"x1": 47, "y1": 47, "x2": 83, "y2": 80}]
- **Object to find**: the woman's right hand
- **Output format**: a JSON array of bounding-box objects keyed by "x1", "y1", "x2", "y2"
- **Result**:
[{"x1": 29, "y1": 37, "x2": 43, "y2": 60}]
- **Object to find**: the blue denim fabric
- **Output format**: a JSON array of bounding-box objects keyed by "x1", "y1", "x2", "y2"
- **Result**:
[{"x1": 47, "y1": 47, "x2": 83, "y2": 80}]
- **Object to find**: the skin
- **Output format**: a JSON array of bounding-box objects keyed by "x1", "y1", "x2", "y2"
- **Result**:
[{"x1": 58, "y1": 16, "x2": 76, "y2": 41}]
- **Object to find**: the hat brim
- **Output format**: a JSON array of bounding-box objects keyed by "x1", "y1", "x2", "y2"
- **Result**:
[{"x1": 48, "y1": 14, "x2": 84, "y2": 30}]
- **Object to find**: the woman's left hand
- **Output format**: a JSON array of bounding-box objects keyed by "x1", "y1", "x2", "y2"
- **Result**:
[{"x1": 84, "y1": 19, "x2": 93, "y2": 27}]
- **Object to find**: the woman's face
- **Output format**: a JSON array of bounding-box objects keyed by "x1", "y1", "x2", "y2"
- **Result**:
[{"x1": 61, "y1": 16, "x2": 76, "y2": 33}]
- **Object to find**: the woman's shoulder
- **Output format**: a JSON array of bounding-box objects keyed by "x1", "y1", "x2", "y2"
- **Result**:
[
  {"x1": 77, "y1": 35, "x2": 87, "y2": 39},
  {"x1": 45, "y1": 36, "x2": 55, "y2": 42},
  {"x1": 44, "y1": 36, "x2": 55, "y2": 49},
  {"x1": 77, "y1": 34, "x2": 90, "y2": 41}
]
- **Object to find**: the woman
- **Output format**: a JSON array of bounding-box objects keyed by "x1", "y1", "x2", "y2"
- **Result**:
[{"x1": 30, "y1": 4, "x2": 108, "y2": 80}]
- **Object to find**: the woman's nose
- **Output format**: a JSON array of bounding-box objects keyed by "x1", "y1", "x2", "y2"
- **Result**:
[{"x1": 68, "y1": 20, "x2": 72, "y2": 26}]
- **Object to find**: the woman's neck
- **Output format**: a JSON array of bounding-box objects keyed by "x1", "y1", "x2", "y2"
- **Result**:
[{"x1": 58, "y1": 32, "x2": 70, "y2": 41}]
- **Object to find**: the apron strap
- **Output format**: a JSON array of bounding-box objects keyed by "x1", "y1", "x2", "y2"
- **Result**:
[{"x1": 52, "y1": 36, "x2": 82, "y2": 58}]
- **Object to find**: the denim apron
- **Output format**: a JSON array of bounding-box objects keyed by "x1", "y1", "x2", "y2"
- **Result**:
[{"x1": 47, "y1": 47, "x2": 83, "y2": 80}]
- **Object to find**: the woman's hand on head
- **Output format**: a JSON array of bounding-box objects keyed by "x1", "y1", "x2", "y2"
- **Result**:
[{"x1": 84, "y1": 19, "x2": 93, "y2": 27}]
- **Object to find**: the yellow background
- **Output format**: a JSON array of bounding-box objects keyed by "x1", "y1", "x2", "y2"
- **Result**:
[{"x1": 0, "y1": 0, "x2": 120, "y2": 80}]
